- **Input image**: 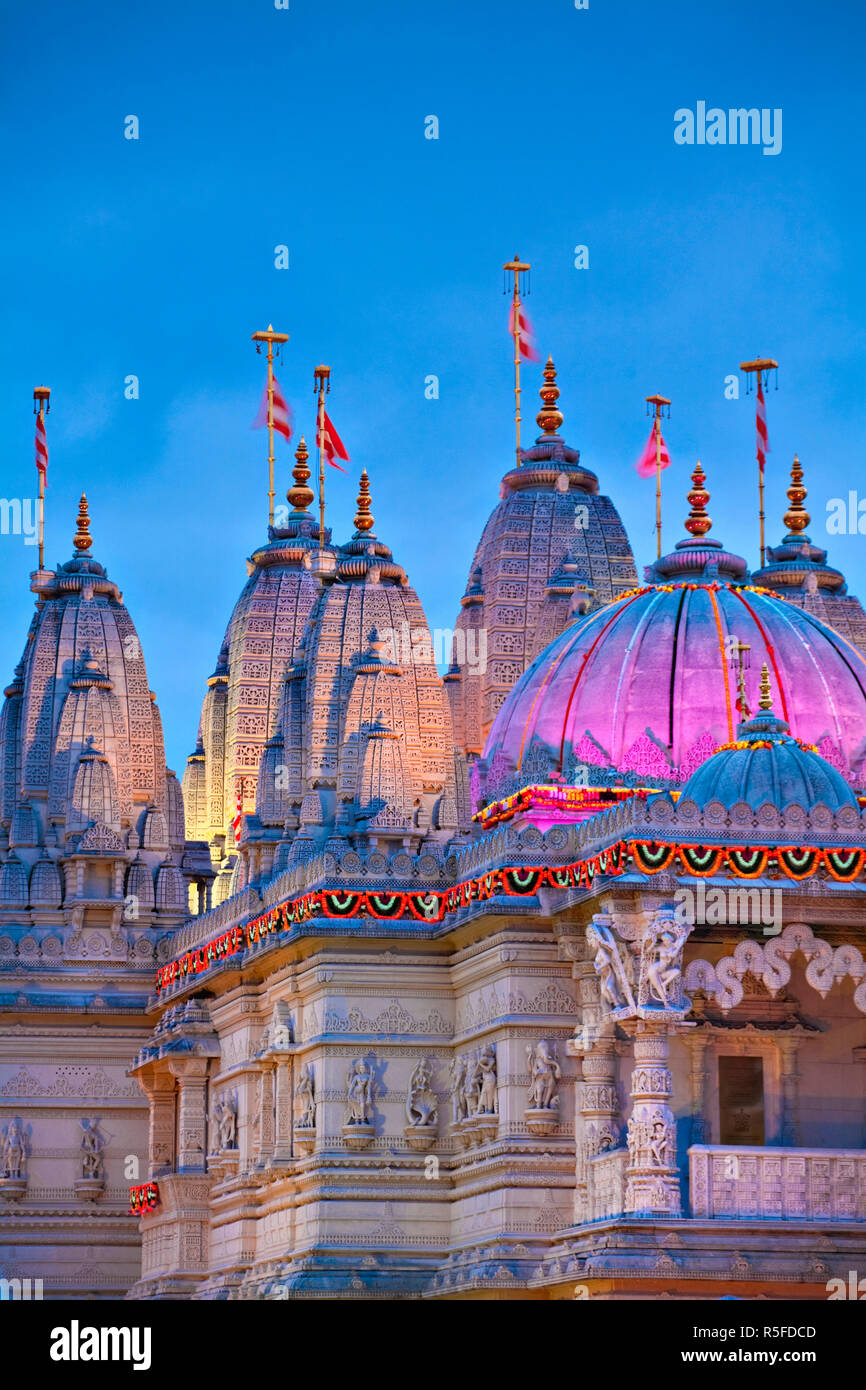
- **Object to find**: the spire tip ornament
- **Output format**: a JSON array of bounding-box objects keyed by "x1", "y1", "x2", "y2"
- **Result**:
[
  {"x1": 354, "y1": 469, "x2": 374, "y2": 535},
  {"x1": 783, "y1": 452, "x2": 810, "y2": 537},
  {"x1": 684, "y1": 460, "x2": 712, "y2": 538},
  {"x1": 287, "y1": 435, "x2": 314, "y2": 515},
  {"x1": 73, "y1": 493, "x2": 92, "y2": 553},
  {"x1": 536, "y1": 356, "x2": 563, "y2": 437},
  {"x1": 758, "y1": 662, "x2": 773, "y2": 711}
]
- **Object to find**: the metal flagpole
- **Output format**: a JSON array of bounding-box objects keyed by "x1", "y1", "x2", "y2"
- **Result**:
[
  {"x1": 314, "y1": 365, "x2": 331, "y2": 550},
  {"x1": 34, "y1": 386, "x2": 50, "y2": 571},
  {"x1": 251, "y1": 324, "x2": 290, "y2": 528},
  {"x1": 646, "y1": 394, "x2": 670, "y2": 560},
  {"x1": 504, "y1": 255, "x2": 530, "y2": 470},
  {"x1": 739, "y1": 356, "x2": 777, "y2": 569}
]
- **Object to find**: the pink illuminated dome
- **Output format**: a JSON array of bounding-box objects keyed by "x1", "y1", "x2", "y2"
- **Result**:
[{"x1": 476, "y1": 469, "x2": 866, "y2": 813}]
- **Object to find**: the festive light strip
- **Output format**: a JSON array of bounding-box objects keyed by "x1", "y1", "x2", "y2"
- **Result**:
[
  {"x1": 154, "y1": 839, "x2": 866, "y2": 992},
  {"x1": 129, "y1": 1181, "x2": 159, "y2": 1217},
  {"x1": 474, "y1": 783, "x2": 649, "y2": 828}
]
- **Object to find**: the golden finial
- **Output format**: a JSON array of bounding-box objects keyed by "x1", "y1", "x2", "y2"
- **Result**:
[
  {"x1": 287, "y1": 435, "x2": 314, "y2": 514},
  {"x1": 354, "y1": 469, "x2": 374, "y2": 534},
  {"x1": 758, "y1": 662, "x2": 773, "y2": 711},
  {"x1": 783, "y1": 453, "x2": 810, "y2": 536},
  {"x1": 684, "y1": 461, "x2": 712, "y2": 537},
  {"x1": 73, "y1": 492, "x2": 92, "y2": 552},
  {"x1": 536, "y1": 356, "x2": 563, "y2": 437}
]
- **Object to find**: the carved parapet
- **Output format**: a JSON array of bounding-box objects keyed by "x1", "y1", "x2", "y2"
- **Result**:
[{"x1": 689, "y1": 1145, "x2": 866, "y2": 1221}]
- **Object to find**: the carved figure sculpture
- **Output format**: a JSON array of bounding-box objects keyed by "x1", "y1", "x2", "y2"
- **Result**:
[
  {"x1": 526, "y1": 1041, "x2": 562, "y2": 1110},
  {"x1": 464, "y1": 1053, "x2": 482, "y2": 1116},
  {"x1": 1, "y1": 1119, "x2": 27, "y2": 1178},
  {"x1": 586, "y1": 920, "x2": 635, "y2": 1013},
  {"x1": 296, "y1": 1062, "x2": 316, "y2": 1128},
  {"x1": 217, "y1": 1092, "x2": 238, "y2": 1149},
  {"x1": 79, "y1": 1117, "x2": 105, "y2": 1179},
  {"x1": 644, "y1": 919, "x2": 689, "y2": 1009},
  {"x1": 346, "y1": 1058, "x2": 374, "y2": 1125},
  {"x1": 406, "y1": 1059, "x2": 438, "y2": 1128},
  {"x1": 449, "y1": 1055, "x2": 468, "y2": 1123},
  {"x1": 476, "y1": 1042, "x2": 498, "y2": 1116}
]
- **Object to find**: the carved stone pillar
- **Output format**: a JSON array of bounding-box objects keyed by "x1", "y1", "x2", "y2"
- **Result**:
[
  {"x1": 683, "y1": 1031, "x2": 709, "y2": 1146},
  {"x1": 567, "y1": 938, "x2": 621, "y2": 1222},
  {"x1": 577, "y1": 1041, "x2": 620, "y2": 1220},
  {"x1": 146, "y1": 1071, "x2": 177, "y2": 1176},
  {"x1": 273, "y1": 1056, "x2": 293, "y2": 1163},
  {"x1": 168, "y1": 1059, "x2": 209, "y2": 1172},
  {"x1": 258, "y1": 1062, "x2": 276, "y2": 1166},
  {"x1": 624, "y1": 1024, "x2": 681, "y2": 1217},
  {"x1": 777, "y1": 1036, "x2": 801, "y2": 1146}
]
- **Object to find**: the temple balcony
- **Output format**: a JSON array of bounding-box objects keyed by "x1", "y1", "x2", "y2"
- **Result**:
[{"x1": 688, "y1": 1144, "x2": 866, "y2": 1222}]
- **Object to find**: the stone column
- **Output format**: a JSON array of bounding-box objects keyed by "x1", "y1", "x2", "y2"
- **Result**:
[
  {"x1": 567, "y1": 937, "x2": 621, "y2": 1222},
  {"x1": 145, "y1": 1071, "x2": 177, "y2": 1176},
  {"x1": 258, "y1": 1062, "x2": 276, "y2": 1166},
  {"x1": 683, "y1": 1031, "x2": 710, "y2": 1146},
  {"x1": 777, "y1": 1036, "x2": 801, "y2": 1146},
  {"x1": 168, "y1": 1058, "x2": 209, "y2": 1172},
  {"x1": 273, "y1": 1056, "x2": 293, "y2": 1162},
  {"x1": 624, "y1": 1024, "x2": 681, "y2": 1217}
]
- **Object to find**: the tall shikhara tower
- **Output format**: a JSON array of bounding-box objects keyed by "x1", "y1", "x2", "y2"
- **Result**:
[{"x1": 445, "y1": 358, "x2": 638, "y2": 758}]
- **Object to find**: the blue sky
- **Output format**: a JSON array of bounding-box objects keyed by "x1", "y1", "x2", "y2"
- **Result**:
[{"x1": 1, "y1": 0, "x2": 864, "y2": 775}]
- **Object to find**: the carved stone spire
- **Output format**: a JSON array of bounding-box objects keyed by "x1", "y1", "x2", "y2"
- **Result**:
[
  {"x1": 536, "y1": 356, "x2": 564, "y2": 438},
  {"x1": 73, "y1": 493, "x2": 92, "y2": 552},
  {"x1": 783, "y1": 453, "x2": 810, "y2": 537},
  {"x1": 287, "y1": 435, "x2": 314, "y2": 515},
  {"x1": 684, "y1": 462, "x2": 711, "y2": 538},
  {"x1": 353, "y1": 469, "x2": 374, "y2": 535}
]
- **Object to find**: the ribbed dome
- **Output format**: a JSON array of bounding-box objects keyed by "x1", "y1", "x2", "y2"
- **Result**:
[
  {"x1": 680, "y1": 707, "x2": 858, "y2": 813},
  {"x1": 479, "y1": 580, "x2": 866, "y2": 803},
  {"x1": 29, "y1": 852, "x2": 63, "y2": 907},
  {"x1": 0, "y1": 852, "x2": 29, "y2": 906}
]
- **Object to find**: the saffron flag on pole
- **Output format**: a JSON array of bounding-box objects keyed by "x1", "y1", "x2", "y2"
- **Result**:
[
  {"x1": 231, "y1": 789, "x2": 243, "y2": 845},
  {"x1": 35, "y1": 412, "x2": 48, "y2": 481},
  {"x1": 318, "y1": 410, "x2": 349, "y2": 471},
  {"x1": 508, "y1": 302, "x2": 541, "y2": 362},
  {"x1": 634, "y1": 424, "x2": 671, "y2": 478},
  {"x1": 252, "y1": 375, "x2": 294, "y2": 442},
  {"x1": 756, "y1": 376, "x2": 769, "y2": 476}
]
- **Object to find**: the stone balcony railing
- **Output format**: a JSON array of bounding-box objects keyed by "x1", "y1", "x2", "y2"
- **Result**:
[{"x1": 689, "y1": 1144, "x2": 866, "y2": 1222}]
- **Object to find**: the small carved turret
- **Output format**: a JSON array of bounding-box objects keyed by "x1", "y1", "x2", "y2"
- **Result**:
[
  {"x1": 353, "y1": 469, "x2": 375, "y2": 535},
  {"x1": 73, "y1": 493, "x2": 92, "y2": 552},
  {"x1": 684, "y1": 462, "x2": 711, "y2": 538},
  {"x1": 536, "y1": 356, "x2": 564, "y2": 437},
  {"x1": 783, "y1": 453, "x2": 810, "y2": 537}
]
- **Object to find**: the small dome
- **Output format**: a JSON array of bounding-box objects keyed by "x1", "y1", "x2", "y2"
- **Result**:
[
  {"x1": 0, "y1": 852, "x2": 29, "y2": 906},
  {"x1": 680, "y1": 668, "x2": 859, "y2": 813},
  {"x1": 29, "y1": 852, "x2": 63, "y2": 907}
]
